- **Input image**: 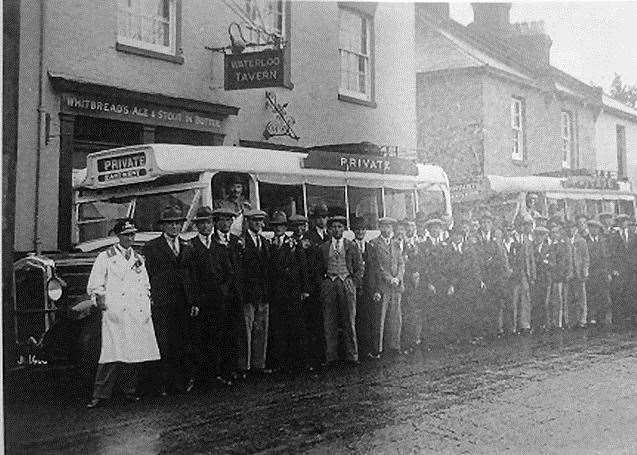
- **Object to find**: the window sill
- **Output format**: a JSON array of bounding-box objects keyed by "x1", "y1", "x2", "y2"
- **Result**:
[
  {"x1": 116, "y1": 42, "x2": 184, "y2": 64},
  {"x1": 338, "y1": 93, "x2": 377, "y2": 108}
]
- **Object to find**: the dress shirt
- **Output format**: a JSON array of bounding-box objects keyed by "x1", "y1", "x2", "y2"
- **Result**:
[
  {"x1": 198, "y1": 233, "x2": 212, "y2": 249},
  {"x1": 164, "y1": 234, "x2": 180, "y2": 256},
  {"x1": 116, "y1": 244, "x2": 133, "y2": 261},
  {"x1": 248, "y1": 229, "x2": 262, "y2": 250}
]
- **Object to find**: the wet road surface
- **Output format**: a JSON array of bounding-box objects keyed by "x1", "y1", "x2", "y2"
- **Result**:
[{"x1": 5, "y1": 329, "x2": 637, "y2": 454}]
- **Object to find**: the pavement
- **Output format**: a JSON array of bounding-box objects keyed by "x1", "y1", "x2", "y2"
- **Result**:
[{"x1": 4, "y1": 328, "x2": 637, "y2": 454}]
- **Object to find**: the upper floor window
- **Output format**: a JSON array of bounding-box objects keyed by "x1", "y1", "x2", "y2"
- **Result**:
[
  {"x1": 338, "y1": 8, "x2": 372, "y2": 101},
  {"x1": 244, "y1": 0, "x2": 285, "y2": 45},
  {"x1": 561, "y1": 110, "x2": 573, "y2": 168},
  {"x1": 511, "y1": 97, "x2": 525, "y2": 161},
  {"x1": 117, "y1": 0, "x2": 177, "y2": 55}
]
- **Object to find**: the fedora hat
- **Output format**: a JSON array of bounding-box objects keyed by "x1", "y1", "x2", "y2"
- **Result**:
[
  {"x1": 194, "y1": 206, "x2": 214, "y2": 221},
  {"x1": 159, "y1": 206, "x2": 186, "y2": 223},
  {"x1": 244, "y1": 208, "x2": 267, "y2": 219}
]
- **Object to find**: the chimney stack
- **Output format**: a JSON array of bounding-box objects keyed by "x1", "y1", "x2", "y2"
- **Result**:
[
  {"x1": 469, "y1": 3, "x2": 552, "y2": 66},
  {"x1": 416, "y1": 2, "x2": 450, "y2": 20},
  {"x1": 470, "y1": 3, "x2": 511, "y2": 31}
]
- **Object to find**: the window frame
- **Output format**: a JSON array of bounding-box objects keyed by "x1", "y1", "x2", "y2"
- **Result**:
[
  {"x1": 511, "y1": 97, "x2": 525, "y2": 162},
  {"x1": 116, "y1": 0, "x2": 183, "y2": 64},
  {"x1": 561, "y1": 110, "x2": 573, "y2": 169},
  {"x1": 337, "y1": 5, "x2": 375, "y2": 107}
]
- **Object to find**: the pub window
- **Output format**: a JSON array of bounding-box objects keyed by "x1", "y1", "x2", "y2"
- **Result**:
[
  {"x1": 561, "y1": 110, "x2": 574, "y2": 168},
  {"x1": 117, "y1": 0, "x2": 179, "y2": 57},
  {"x1": 511, "y1": 97, "x2": 525, "y2": 161},
  {"x1": 245, "y1": 0, "x2": 286, "y2": 45},
  {"x1": 258, "y1": 182, "x2": 304, "y2": 224},
  {"x1": 347, "y1": 186, "x2": 382, "y2": 230},
  {"x1": 306, "y1": 184, "x2": 347, "y2": 220},
  {"x1": 384, "y1": 188, "x2": 415, "y2": 221},
  {"x1": 338, "y1": 7, "x2": 373, "y2": 102}
]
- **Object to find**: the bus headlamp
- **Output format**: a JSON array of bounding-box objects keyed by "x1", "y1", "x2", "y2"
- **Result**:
[{"x1": 47, "y1": 278, "x2": 63, "y2": 301}]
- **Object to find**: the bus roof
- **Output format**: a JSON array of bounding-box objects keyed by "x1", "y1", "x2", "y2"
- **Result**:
[
  {"x1": 79, "y1": 144, "x2": 449, "y2": 190},
  {"x1": 486, "y1": 175, "x2": 634, "y2": 200}
]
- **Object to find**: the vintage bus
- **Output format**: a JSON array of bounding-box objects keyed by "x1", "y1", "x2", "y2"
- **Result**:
[
  {"x1": 13, "y1": 144, "x2": 451, "y2": 368},
  {"x1": 451, "y1": 171, "x2": 635, "y2": 224}
]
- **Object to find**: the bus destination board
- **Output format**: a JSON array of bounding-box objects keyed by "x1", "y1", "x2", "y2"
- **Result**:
[{"x1": 96, "y1": 152, "x2": 148, "y2": 183}]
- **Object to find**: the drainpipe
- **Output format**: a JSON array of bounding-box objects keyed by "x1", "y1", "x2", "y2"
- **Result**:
[{"x1": 33, "y1": 0, "x2": 46, "y2": 253}]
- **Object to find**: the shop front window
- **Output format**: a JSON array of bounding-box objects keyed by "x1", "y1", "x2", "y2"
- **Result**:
[
  {"x1": 348, "y1": 186, "x2": 382, "y2": 229},
  {"x1": 384, "y1": 189, "x2": 415, "y2": 221},
  {"x1": 259, "y1": 182, "x2": 304, "y2": 222}
]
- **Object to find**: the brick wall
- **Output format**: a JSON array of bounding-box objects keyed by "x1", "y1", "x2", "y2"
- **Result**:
[{"x1": 416, "y1": 71, "x2": 484, "y2": 183}]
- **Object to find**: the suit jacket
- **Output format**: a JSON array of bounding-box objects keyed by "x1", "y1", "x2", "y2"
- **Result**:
[
  {"x1": 478, "y1": 235, "x2": 511, "y2": 286},
  {"x1": 585, "y1": 234, "x2": 610, "y2": 280},
  {"x1": 609, "y1": 229, "x2": 637, "y2": 274},
  {"x1": 189, "y1": 234, "x2": 243, "y2": 309},
  {"x1": 370, "y1": 236, "x2": 405, "y2": 292},
  {"x1": 142, "y1": 235, "x2": 196, "y2": 313},
  {"x1": 417, "y1": 238, "x2": 447, "y2": 289},
  {"x1": 317, "y1": 238, "x2": 364, "y2": 288},
  {"x1": 400, "y1": 239, "x2": 420, "y2": 290},
  {"x1": 269, "y1": 234, "x2": 310, "y2": 298},
  {"x1": 547, "y1": 240, "x2": 571, "y2": 283},
  {"x1": 242, "y1": 230, "x2": 271, "y2": 303},
  {"x1": 509, "y1": 234, "x2": 537, "y2": 283},
  {"x1": 534, "y1": 240, "x2": 551, "y2": 284},
  {"x1": 568, "y1": 234, "x2": 590, "y2": 280},
  {"x1": 353, "y1": 239, "x2": 378, "y2": 292},
  {"x1": 306, "y1": 227, "x2": 329, "y2": 248},
  {"x1": 445, "y1": 242, "x2": 482, "y2": 291}
]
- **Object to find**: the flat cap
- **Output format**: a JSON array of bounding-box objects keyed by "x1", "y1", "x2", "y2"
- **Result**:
[
  {"x1": 327, "y1": 215, "x2": 347, "y2": 226},
  {"x1": 425, "y1": 218, "x2": 444, "y2": 226},
  {"x1": 212, "y1": 207, "x2": 237, "y2": 218},
  {"x1": 379, "y1": 217, "x2": 397, "y2": 225},
  {"x1": 586, "y1": 219, "x2": 604, "y2": 229},
  {"x1": 244, "y1": 208, "x2": 267, "y2": 219},
  {"x1": 288, "y1": 214, "x2": 308, "y2": 225},
  {"x1": 269, "y1": 211, "x2": 288, "y2": 225}
]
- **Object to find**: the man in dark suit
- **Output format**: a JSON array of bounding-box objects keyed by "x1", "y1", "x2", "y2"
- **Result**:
[
  {"x1": 417, "y1": 218, "x2": 449, "y2": 344},
  {"x1": 142, "y1": 206, "x2": 198, "y2": 395},
  {"x1": 546, "y1": 219, "x2": 572, "y2": 329},
  {"x1": 267, "y1": 211, "x2": 311, "y2": 372},
  {"x1": 564, "y1": 220, "x2": 589, "y2": 329},
  {"x1": 189, "y1": 206, "x2": 242, "y2": 387},
  {"x1": 532, "y1": 226, "x2": 552, "y2": 330},
  {"x1": 584, "y1": 220, "x2": 612, "y2": 326},
  {"x1": 238, "y1": 208, "x2": 272, "y2": 375},
  {"x1": 508, "y1": 214, "x2": 536, "y2": 334},
  {"x1": 477, "y1": 211, "x2": 511, "y2": 337},
  {"x1": 303, "y1": 206, "x2": 329, "y2": 369},
  {"x1": 317, "y1": 215, "x2": 363, "y2": 365},
  {"x1": 351, "y1": 217, "x2": 379, "y2": 360},
  {"x1": 609, "y1": 214, "x2": 636, "y2": 329},
  {"x1": 370, "y1": 217, "x2": 405, "y2": 356},
  {"x1": 397, "y1": 219, "x2": 422, "y2": 353}
]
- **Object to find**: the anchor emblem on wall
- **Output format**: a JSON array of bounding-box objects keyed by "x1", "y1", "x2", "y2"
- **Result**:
[{"x1": 263, "y1": 91, "x2": 300, "y2": 141}]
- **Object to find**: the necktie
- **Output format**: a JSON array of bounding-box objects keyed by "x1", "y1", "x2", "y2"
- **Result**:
[
  {"x1": 124, "y1": 249, "x2": 131, "y2": 261},
  {"x1": 173, "y1": 238, "x2": 180, "y2": 256}
]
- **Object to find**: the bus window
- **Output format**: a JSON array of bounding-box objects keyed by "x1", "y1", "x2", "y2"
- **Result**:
[
  {"x1": 78, "y1": 200, "x2": 132, "y2": 242},
  {"x1": 133, "y1": 189, "x2": 197, "y2": 231},
  {"x1": 601, "y1": 200, "x2": 616, "y2": 214},
  {"x1": 385, "y1": 188, "x2": 415, "y2": 221},
  {"x1": 348, "y1": 187, "x2": 382, "y2": 230},
  {"x1": 212, "y1": 172, "x2": 253, "y2": 214},
  {"x1": 417, "y1": 187, "x2": 445, "y2": 220},
  {"x1": 259, "y1": 182, "x2": 304, "y2": 220},
  {"x1": 306, "y1": 184, "x2": 346, "y2": 218},
  {"x1": 586, "y1": 199, "x2": 601, "y2": 217}
]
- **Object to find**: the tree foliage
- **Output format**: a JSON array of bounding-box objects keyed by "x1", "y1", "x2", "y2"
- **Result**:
[{"x1": 610, "y1": 73, "x2": 637, "y2": 108}]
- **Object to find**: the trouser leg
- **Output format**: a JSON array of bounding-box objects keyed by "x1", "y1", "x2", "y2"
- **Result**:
[
  {"x1": 251, "y1": 301, "x2": 269, "y2": 370},
  {"x1": 237, "y1": 303, "x2": 254, "y2": 371},
  {"x1": 321, "y1": 279, "x2": 339, "y2": 363},
  {"x1": 339, "y1": 278, "x2": 358, "y2": 361},
  {"x1": 356, "y1": 288, "x2": 370, "y2": 356},
  {"x1": 512, "y1": 284, "x2": 521, "y2": 332},
  {"x1": 92, "y1": 362, "x2": 119, "y2": 400},
  {"x1": 377, "y1": 287, "x2": 390, "y2": 354},
  {"x1": 385, "y1": 290, "x2": 403, "y2": 351},
  {"x1": 519, "y1": 276, "x2": 531, "y2": 330},
  {"x1": 120, "y1": 363, "x2": 139, "y2": 396}
]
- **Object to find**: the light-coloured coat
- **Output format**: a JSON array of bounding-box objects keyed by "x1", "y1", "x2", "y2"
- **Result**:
[{"x1": 87, "y1": 246, "x2": 161, "y2": 364}]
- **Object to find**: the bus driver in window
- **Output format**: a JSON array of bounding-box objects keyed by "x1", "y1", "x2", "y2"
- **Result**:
[{"x1": 214, "y1": 175, "x2": 251, "y2": 215}]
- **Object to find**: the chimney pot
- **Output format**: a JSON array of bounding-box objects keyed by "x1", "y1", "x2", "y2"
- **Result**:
[
  {"x1": 416, "y1": 2, "x2": 450, "y2": 19},
  {"x1": 471, "y1": 3, "x2": 511, "y2": 30}
]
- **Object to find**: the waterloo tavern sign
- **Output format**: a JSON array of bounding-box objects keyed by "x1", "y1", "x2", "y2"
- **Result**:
[{"x1": 224, "y1": 49, "x2": 285, "y2": 90}]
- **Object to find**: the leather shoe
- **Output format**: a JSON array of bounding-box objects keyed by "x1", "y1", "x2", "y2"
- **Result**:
[{"x1": 86, "y1": 398, "x2": 105, "y2": 409}]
